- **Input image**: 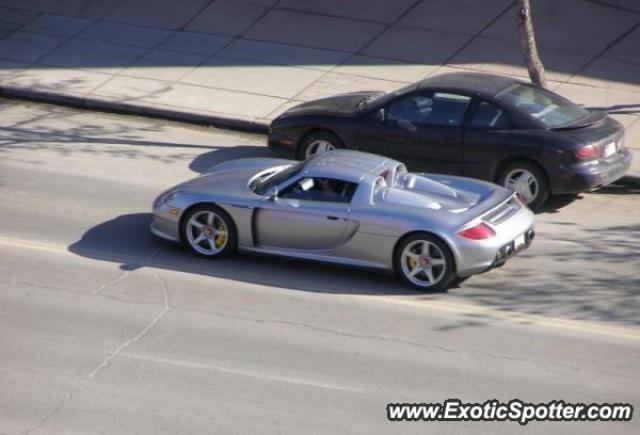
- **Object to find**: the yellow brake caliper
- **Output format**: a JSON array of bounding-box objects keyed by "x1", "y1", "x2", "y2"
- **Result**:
[
  {"x1": 214, "y1": 222, "x2": 226, "y2": 248},
  {"x1": 407, "y1": 254, "x2": 417, "y2": 271}
]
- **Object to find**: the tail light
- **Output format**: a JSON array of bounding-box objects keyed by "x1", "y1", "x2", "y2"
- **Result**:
[
  {"x1": 575, "y1": 144, "x2": 600, "y2": 160},
  {"x1": 458, "y1": 222, "x2": 496, "y2": 240}
]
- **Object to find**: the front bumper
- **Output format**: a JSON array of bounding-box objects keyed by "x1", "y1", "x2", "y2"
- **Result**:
[
  {"x1": 550, "y1": 148, "x2": 632, "y2": 194},
  {"x1": 150, "y1": 202, "x2": 181, "y2": 242}
]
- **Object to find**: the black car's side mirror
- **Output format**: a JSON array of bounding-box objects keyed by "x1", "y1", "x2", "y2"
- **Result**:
[{"x1": 377, "y1": 108, "x2": 386, "y2": 123}]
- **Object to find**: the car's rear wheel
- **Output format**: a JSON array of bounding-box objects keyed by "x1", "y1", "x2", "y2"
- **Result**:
[
  {"x1": 298, "y1": 131, "x2": 344, "y2": 160},
  {"x1": 498, "y1": 161, "x2": 549, "y2": 211},
  {"x1": 394, "y1": 233, "x2": 456, "y2": 292},
  {"x1": 180, "y1": 204, "x2": 237, "y2": 258}
]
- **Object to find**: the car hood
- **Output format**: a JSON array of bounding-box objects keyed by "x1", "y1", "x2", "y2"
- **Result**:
[
  {"x1": 174, "y1": 158, "x2": 292, "y2": 194},
  {"x1": 282, "y1": 91, "x2": 378, "y2": 117}
]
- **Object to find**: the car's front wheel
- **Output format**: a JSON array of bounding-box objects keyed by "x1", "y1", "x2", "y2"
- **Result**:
[
  {"x1": 394, "y1": 233, "x2": 456, "y2": 291},
  {"x1": 498, "y1": 161, "x2": 549, "y2": 211},
  {"x1": 298, "y1": 131, "x2": 344, "y2": 160},
  {"x1": 180, "y1": 204, "x2": 237, "y2": 258}
]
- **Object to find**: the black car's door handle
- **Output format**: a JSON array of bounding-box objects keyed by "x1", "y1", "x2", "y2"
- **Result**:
[{"x1": 326, "y1": 215, "x2": 340, "y2": 220}]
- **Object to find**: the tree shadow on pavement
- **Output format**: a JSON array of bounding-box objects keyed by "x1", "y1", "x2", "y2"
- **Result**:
[{"x1": 587, "y1": 104, "x2": 640, "y2": 116}]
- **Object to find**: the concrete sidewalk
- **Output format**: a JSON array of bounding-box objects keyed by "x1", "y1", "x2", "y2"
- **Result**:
[{"x1": 0, "y1": 0, "x2": 639, "y2": 173}]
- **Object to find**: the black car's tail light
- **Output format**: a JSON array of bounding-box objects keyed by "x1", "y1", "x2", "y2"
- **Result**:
[{"x1": 574, "y1": 143, "x2": 601, "y2": 160}]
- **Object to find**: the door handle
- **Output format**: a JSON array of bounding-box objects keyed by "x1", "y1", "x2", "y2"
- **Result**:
[{"x1": 326, "y1": 215, "x2": 340, "y2": 220}]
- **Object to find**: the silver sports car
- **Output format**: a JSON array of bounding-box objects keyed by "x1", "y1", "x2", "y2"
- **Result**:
[{"x1": 151, "y1": 150, "x2": 535, "y2": 291}]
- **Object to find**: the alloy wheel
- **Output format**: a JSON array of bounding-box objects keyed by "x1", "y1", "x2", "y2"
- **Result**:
[
  {"x1": 400, "y1": 240, "x2": 447, "y2": 288},
  {"x1": 305, "y1": 140, "x2": 335, "y2": 158},
  {"x1": 186, "y1": 210, "x2": 228, "y2": 255},
  {"x1": 504, "y1": 168, "x2": 539, "y2": 205}
]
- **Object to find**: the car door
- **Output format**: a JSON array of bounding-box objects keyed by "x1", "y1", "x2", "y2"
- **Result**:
[
  {"x1": 356, "y1": 90, "x2": 471, "y2": 174},
  {"x1": 462, "y1": 99, "x2": 514, "y2": 181},
  {"x1": 254, "y1": 177, "x2": 357, "y2": 251}
]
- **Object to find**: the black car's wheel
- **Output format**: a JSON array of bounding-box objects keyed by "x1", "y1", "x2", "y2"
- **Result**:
[
  {"x1": 298, "y1": 131, "x2": 344, "y2": 160},
  {"x1": 394, "y1": 232, "x2": 456, "y2": 292},
  {"x1": 180, "y1": 204, "x2": 237, "y2": 258},
  {"x1": 498, "y1": 161, "x2": 549, "y2": 211}
]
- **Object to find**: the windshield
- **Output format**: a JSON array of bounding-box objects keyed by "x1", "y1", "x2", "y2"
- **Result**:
[
  {"x1": 360, "y1": 83, "x2": 418, "y2": 109},
  {"x1": 496, "y1": 84, "x2": 590, "y2": 128},
  {"x1": 251, "y1": 162, "x2": 305, "y2": 195}
]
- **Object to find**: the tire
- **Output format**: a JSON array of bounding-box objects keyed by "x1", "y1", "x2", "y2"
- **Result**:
[
  {"x1": 180, "y1": 204, "x2": 237, "y2": 258},
  {"x1": 497, "y1": 161, "x2": 549, "y2": 211},
  {"x1": 298, "y1": 131, "x2": 344, "y2": 160},
  {"x1": 394, "y1": 232, "x2": 456, "y2": 292}
]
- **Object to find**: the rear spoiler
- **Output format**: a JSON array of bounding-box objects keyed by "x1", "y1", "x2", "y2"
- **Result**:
[{"x1": 461, "y1": 188, "x2": 514, "y2": 221}]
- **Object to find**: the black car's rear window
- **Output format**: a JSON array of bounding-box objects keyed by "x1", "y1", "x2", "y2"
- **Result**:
[{"x1": 496, "y1": 84, "x2": 590, "y2": 128}]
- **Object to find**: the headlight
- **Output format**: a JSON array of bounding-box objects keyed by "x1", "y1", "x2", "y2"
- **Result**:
[{"x1": 161, "y1": 192, "x2": 180, "y2": 206}]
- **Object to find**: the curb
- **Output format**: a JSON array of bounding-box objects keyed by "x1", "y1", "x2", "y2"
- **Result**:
[
  {"x1": 2, "y1": 85, "x2": 639, "y2": 180},
  {"x1": 0, "y1": 86, "x2": 270, "y2": 134}
]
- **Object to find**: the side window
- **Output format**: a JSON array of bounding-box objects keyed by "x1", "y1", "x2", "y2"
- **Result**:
[
  {"x1": 470, "y1": 101, "x2": 510, "y2": 129},
  {"x1": 387, "y1": 94, "x2": 434, "y2": 125},
  {"x1": 387, "y1": 92, "x2": 471, "y2": 127},
  {"x1": 428, "y1": 92, "x2": 471, "y2": 126},
  {"x1": 280, "y1": 177, "x2": 357, "y2": 203}
]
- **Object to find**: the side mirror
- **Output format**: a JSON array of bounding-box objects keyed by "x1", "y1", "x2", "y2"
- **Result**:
[
  {"x1": 265, "y1": 186, "x2": 278, "y2": 201},
  {"x1": 376, "y1": 108, "x2": 386, "y2": 123}
]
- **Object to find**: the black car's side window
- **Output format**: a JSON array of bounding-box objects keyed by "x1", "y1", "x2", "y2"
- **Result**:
[
  {"x1": 428, "y1": 93, "x2": 471, "y2": 126},
  {"x1": 387, "y1": 92, "x2": 471, "y2": 127},
  {"x1": 470, "y1": 101, "x2": 510, "y2": 129},
  {"x1": 387, "y1": 94, "x2": 433, "y2": 125},
  {"x1": 279, "y1": 177, "x2": 357, "y2": 203}
]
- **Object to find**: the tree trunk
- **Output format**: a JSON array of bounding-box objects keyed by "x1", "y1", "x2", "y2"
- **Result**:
[{"x1": 516, "y1": 0, "x2": 548, "y2": 88}]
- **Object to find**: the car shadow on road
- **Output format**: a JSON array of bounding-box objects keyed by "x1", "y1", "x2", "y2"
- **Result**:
[
  {"x1": 592, "y1": 176, "x2": 640, "y2": 195},
  {"x1": 537, "y1": 194, "x2": 581, "y2": 213},
  {"x1": 537, "y1": 176, "x2": 640, "y2": 213},
  {"x1": 68, "y1": 210, "x2": 640, "y2": 326},
  {"x1": 68, "y1": 212, "x2": 418, "y2": 296}
]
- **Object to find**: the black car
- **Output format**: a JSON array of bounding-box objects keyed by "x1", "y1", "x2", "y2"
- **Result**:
[{"x1": 268, "y1": 72, "x2": 632, "y2": 209}]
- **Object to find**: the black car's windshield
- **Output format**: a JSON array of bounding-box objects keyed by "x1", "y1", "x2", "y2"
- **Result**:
[
  {"x1": 252, "y1": 162, "x2": 305, "y2": 195},
  {"x1": 496, "y1": 84, "x2": 590, "y2": 128},
  {"x1": 360, "y1": 83, "x2": 418, "y2": 109}
]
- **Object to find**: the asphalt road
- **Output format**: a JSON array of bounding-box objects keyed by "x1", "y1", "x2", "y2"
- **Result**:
[{"x1": 0, "y1": 99, "x2": 638, "y2": 435}]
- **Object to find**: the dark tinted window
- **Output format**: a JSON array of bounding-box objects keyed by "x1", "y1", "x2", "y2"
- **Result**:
[
  {"x1": 470, "y1": 101, "x2": 510, "y2": 129},
  {"x1": 429, "y1": 93, "x2": 471, "y2": 126},
  {"x1": 280, "y1": 177, "x2": 357, "y2": 203},
  {"x1": 496, "y1": 84, "x2": 590, "y2": 128},
  {"x1": 387, "y1": 94, "x2": 433, "y2": 124},
  {"x1": 387, "y1": 92, "x2": 470, "y2": 126}
]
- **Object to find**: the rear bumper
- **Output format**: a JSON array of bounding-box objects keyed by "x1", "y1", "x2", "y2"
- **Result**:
[
  {"x1": 492, "y1": 228, "x2": 535, "y2": 265},
  {"x1": 550, "y1": 148, "x2": 632, "y2": 194},
  {"x1": 453, "y1": 206, "x2": 536, "y2": 277}
]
